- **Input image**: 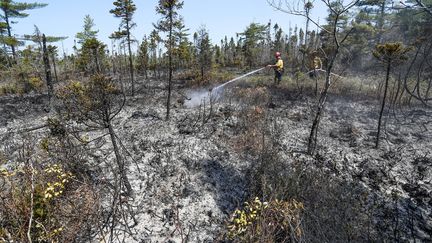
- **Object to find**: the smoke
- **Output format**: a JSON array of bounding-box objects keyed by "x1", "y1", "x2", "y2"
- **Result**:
[
  {"x1": 184, "y1": 89, "x2": 212, "y2": 108},
  {"x1": 184, "y1": 87, "x2": 225, "y2": 108},
  {"x1": 184, "y1": 67, "x2": 265, "y2": 108}
]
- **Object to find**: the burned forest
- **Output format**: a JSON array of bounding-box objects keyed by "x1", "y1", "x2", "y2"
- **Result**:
[{"x1": 1, "y1": 0, "x2": 432, "y2": 242}]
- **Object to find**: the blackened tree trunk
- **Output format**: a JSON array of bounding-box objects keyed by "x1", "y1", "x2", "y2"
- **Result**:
[
  {"x1": 112, "y1": 53, "x2": 117, "y2": 75},
  {"x1": 301, "y1": 4, "x2": 311, "y2": 71},
  {"x1": 376, "y1": 61, "x2": 391, "y2": 148},
  {"x1": 93, "y1": 47, "x2": 101, "y2": 73},
  {"x1": 376, "y1": 0, "x2": 386, "y2": 44},
  {"x1": 126, "y1": 17, "x2": 135, "y2": 96},
  {"x1": 306, "y1": 8, "x2": 356, "y2": 155},
  {"x1": 373, "y1": 42, "x2": 411, "y2": 146},
  {"x1": 4, "y1": 14, "x2": 16, "y2": 60},
  {"x1": 107, "y1": 121, "x2": 133, "y2": 196},
  {"x1": 51, "y1": 53, "x2": 59, "y2": 82},
  {"x1": 42, "y1": 34, "x2": 53, "y2": 105},
  {"x1": 307, "y1": 50, "x2": 338, "y2": 154},
  {"x1": 166, "y1": 8, "x2": 173, "y2": 120}
]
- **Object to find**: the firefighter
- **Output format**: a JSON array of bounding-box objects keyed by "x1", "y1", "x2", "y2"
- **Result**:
[
  {"x1": 267, "y1": 51, "x2": 284, "y2": 84},
  {"x1": 309, "y1": 55, "x2": 322, "y2": 78}
]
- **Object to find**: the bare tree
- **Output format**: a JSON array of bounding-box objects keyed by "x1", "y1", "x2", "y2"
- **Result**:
[
  {"x1": 268, "y1": 0, "x2": 315, "y2": 71},
  {"x1": 403, "y1": 41, "x2": 432, "y2": 106},
  {"x1": 57, "y1": 74, "x2": 132, "y2": 196},
  {"x1": 48, "y1": 45, "x2": 59, "y2": 82},
  {"x1": 415, "y1": 0, "x2": 432, "y2": 16},
  {"x1": 42, "y1": 34, "x2": 53, "y2": 110},
  {"x1": 269, "y1": 0, "x2": 359, "y2": 154},
  {"x1": 399, "y1": 0, "x2": 432, "y2": 16},
  {"x1": 373, "y1": 42, "x2": 411, "y2": 148}
]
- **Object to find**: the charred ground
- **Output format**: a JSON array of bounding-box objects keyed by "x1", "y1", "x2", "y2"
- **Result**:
[{"x1": 0, "y1": 77, "x2": 431, "y2": 242}]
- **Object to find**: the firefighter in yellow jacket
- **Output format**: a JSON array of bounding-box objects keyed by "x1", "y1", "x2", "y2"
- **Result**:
[{"x1": 267, "y1": 52, "x2": 284, "y2": 84}]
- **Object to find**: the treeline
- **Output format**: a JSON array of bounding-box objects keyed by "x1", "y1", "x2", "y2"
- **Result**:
[
  {"x1": 0, "y1": 0, "x2": 430, "y2": 138},
  {"x1": 1, "y1": 0, "x2": 431, "y2": 85}
]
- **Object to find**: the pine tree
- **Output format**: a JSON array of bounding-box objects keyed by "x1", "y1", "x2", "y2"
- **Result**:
[
  {"x1": 342, "y1": 11, "x2": 376, "y2": 69},
  {"x1": 110, "y1": 0, "x2": 137, "y2": 96},
  {"x1": 304, "y1": 1, "x2": 313, "y2": 47},
  {"x1": 75, "y1": 15, "x2": 99, "y2": 45},
  {"x1": 235, "y1": 38, "x2": 243, "y2": 67},
  {"x1": 22, "y1": 25, "x2": 66, "y2": 76},
  {"x1": 154, "y1": 0, "x2": 184, "y2": 120},
  {"x1": 24, "y1": 25, "x2": 67, "y2": 50},
  {"x1": 238, "y1": 23, "x2": 268, "y2": 68},
  {"x1": 0, "y1": 0, "x2": 47, "y2": 59},
  {"x1": 364, "y1": 0, "x2": 392, "y2": 43},
  {"x1": 395, "y1": 0, "x2": 432, "y2": 41},
  {"x1": 42, "y1": 34, "x2": 53, "y2": 107},
  {"x1": 58, "y1": 75, "x2": 133, "y2": 196},
  {"x1": 0, "y1": 30, "x2": 8, "y2": 67}
]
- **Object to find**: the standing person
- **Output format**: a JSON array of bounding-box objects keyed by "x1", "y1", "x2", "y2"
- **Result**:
[{"x1": 267, "y1": 52, "x2": 284, "y2": 84}]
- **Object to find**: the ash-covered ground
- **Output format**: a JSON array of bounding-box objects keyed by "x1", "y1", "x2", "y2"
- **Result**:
[{"x1": 0, "y1": 78, "x2": 431, "y2": 242}]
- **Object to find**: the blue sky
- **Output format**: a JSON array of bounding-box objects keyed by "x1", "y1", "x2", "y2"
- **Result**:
[{"x1": 14, "y1": 0, "x2": 328, "y2": 54}]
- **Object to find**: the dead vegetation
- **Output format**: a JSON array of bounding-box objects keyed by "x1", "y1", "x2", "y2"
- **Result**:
[
  {"x1": 0, "y1": 73, "x2": 431, "y2": 242},
  {"x1": 0, "y1": 135, "x2": 100, "y2": 242}
]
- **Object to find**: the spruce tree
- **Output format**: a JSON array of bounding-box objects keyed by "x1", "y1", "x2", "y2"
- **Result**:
[
  {"x1": 75, "y1": 15, "x2": 105, "y2": 75},
  {"x1": 194, "y1": 26, "x2": 212, "y2": 81},
  {"x1": 148, "y1": 30, "x2": 161, "y2": 78},
  {"x1": 173, "y1": 23, "x2": 190, "y2": 69},
  {"x1": 136, "y1": 36, "x2": 149, "y2": 79}
]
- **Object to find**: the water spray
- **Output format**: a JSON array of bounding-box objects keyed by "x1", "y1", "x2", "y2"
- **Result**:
[
  {"x1": 211, "y1": 67, "x2": 265, "y2": 92},
  {"x1": 185, "y1": 67, "x2": 265, "y2": 108}
]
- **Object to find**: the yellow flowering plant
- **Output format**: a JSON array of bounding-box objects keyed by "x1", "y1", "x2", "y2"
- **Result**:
[
  {"x1": 43, "y1": 164, "x2": 73, "y2": 200},
  {"x1": 227, "y1": 197, "x2": 268, "y2": 239},
  {"x1": 227, "y1": 197, "x2": 304, "y2": 242}
]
